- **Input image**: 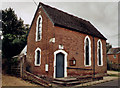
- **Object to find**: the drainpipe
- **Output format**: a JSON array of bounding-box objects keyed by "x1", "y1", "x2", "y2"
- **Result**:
[{"x1": 93, "y1": 36, "x2": 95, "y2": 80}]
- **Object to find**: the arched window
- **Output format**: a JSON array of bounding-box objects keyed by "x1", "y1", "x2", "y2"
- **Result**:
[
  {"x1": 35, "y1": 48, "x2": 41, "y2": 66},
  {"x1": 36, "y1": 15, "x2": 42, "y2": 41},
  {"x1": 84, "y1": 36, "x2": 91, "y2": 66},
  {"x1": 97, "y1": 39, "x2": 103, "y2": 66}
]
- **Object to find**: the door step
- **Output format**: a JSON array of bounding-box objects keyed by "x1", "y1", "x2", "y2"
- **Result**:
[
  {"x1": 52, "y1": 77, "x2": 93, "y2": 86},
  {"x1": 54, "y1": 78, "x2": 78, "y2": 82}
]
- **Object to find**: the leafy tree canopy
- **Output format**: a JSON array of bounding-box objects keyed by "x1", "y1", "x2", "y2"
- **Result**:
[{"x1": 2, "y1": 8, "x2": 29, "y2": 58}]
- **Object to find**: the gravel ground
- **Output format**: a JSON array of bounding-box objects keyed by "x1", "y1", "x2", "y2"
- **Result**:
[{"x1": 2, "y1": 74, "x2": 38, "y2": 86}]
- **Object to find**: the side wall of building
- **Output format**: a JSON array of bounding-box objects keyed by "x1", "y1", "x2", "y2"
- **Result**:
[
  {"x1": 54, "y1": 26, "x2": 107, "y2": 77},
  {"x1": 27, "y1": 7, "x2": 55, "y2": 77}
]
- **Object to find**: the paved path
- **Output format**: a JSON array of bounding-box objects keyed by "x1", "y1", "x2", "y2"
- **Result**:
[
  {"x1": 93, "y1": 78, "x2": 119, "y2": 87},
  {"x1": 75, "y1": 76, "x2": 118, "y2": 87},
  {"x1": 107, "y1": 70, "x2": 119, "y2": 75}
]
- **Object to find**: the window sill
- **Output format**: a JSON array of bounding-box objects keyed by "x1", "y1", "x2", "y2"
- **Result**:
[
  {"x1": 84, "y1": 65, "x2": 91, "y2": 67},
  {"x1": 98, "y1": 65, "x2": 103, "y2": 66},
  {"x1": 36, "y1": 39, "x2": 41, "y2": 42},
  {"x1": 35, "y1": 64, "x2": 40, "y2": 66}
]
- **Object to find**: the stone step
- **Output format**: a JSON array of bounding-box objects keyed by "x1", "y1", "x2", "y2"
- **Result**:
[
  {"x1": 54, "y1": 78, "x2": 78, "y2": 82},
  {"x1": 52, "y1": 81, "x2": 65, "y2": 85},
  {"x1": 54, "y1": 75, "x2": 93, "y2": 82},
  {"x1": 52, "y1": 78, "x2": 93, "y2": 86},
  {"x1": 77, "y1": 75, "x2": 93, "y2": 80}
]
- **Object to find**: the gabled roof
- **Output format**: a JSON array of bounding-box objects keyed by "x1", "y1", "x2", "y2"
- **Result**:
[
  {"x1": 20, "y1": 45, "x2": 27, "y2": 55},
  {"x1": 29, "y1": 2, "x2": 107, "y2": 40},
  {"x1": 107, "y1": 48, "x2": 120, "y2": 55}
]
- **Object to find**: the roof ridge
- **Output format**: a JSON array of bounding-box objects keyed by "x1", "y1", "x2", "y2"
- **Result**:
[
  {"x1": 39, "y1": 2, "x2": 89, "y2": 23},
  {"x1": 38, "y1": 2, "x2": 106, "y2": 40}
]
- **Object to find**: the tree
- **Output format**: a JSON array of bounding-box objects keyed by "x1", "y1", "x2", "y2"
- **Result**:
[
  {"x1": 106, "y1": 43, "x2": 112, "y2": 53},
  {"x1": 2, "y1": 8, "x2": 29, "y2": 61},
  {"x1": 106, "y1": 42, "x2": 112, "y2": 70}
]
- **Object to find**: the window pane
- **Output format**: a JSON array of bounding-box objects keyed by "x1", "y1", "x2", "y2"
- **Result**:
[
  {"x1": 38, "y1": 31, "x2": 40, "y2": 40},
  {"x1": 38, "y1": 18, "x2": 41, "y2": 24},
  {"x1": 86, "y1": 38, "x2": 89, "y2": 65},
  {"x1": 99, "y1": 48, "x2": 101, "y2": 65},
  {"x1": 98, "y1": 41, "x2": 101, "y2": 65},
  {"x1": 37, "y1": 50, "x2": 40, "y2": 64},
  {"x1": 37, "y1": 17, "x2": 42, "y2": 40},
  {"x1": 114, "y1": 55, "x2": 116, "y2": 58}
]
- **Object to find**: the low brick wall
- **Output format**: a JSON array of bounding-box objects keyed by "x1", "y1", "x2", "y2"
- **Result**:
[
  {"x1": 23, "y1": 70, "x2": 52, "y2": 87},
  {"x1": 108, "y1": 63, "x2": 120, "y2": 71}
]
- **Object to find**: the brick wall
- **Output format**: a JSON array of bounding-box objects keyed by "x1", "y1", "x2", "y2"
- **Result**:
[
  {"x1": 26, "y1": 7, "x2": 107, "y2": 78},
  {"x1": 108, "y1": 53, "x2": 120, "y2": 64}
]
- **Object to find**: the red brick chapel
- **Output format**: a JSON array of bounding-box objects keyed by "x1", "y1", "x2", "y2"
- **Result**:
[{"x1": 26, "y1": 2, "x2": 107, "y2": 78}]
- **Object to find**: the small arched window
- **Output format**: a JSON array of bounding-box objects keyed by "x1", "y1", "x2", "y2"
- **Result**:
[
  {"x1": 36, "y1": 15, "x2": 42, "y2": 41},
  {"x1": 97, "y1": 39, "x2": 103, "y2": 66},
  {"x1": 35, "y1": 48, "x2": 41, "y2": 66},
  {"x1": 84, "y1": 36, "x2": 91, "y2": 66}
]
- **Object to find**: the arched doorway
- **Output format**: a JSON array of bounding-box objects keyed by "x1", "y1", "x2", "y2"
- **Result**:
[
  {"x1": 56, "y1": 53, "x2": 64, "y2": 78},
  {"x1": 54, "y1": 50, "x2": 68, "y2": 78}
]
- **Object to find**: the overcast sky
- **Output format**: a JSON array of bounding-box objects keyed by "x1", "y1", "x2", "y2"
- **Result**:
[{"x1": 2, "y1": 1, "x2": 119, "y2": 48}]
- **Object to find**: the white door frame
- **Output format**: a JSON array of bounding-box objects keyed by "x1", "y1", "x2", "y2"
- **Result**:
[{"x1": 54, "y1": 50, "x2": 68, "y2": 78}]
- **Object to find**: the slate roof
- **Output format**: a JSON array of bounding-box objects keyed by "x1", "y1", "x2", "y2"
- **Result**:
[
  {"x1": 107, "y1": 48, "x2": 120, "y2": 55},
  {"x1": 29, "y1": 2, "x2": 107, "y2": 40}
]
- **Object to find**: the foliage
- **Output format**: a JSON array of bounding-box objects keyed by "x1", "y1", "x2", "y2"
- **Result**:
[
  {"x1": 2, "y1": 8, "x2": 29, "y2": 73},
  {"x1": 107, "y1": 58, "x2": 111, "y2": 70},
  {"x1": 106, "y1": 43, "x2": 112, "y2": 53},
  {"x1": 2, "y1": 8, "x2": 29, "y2": 58},
  {"x1": 107, "y1": 58, "x2": 120, "y2": 71}
]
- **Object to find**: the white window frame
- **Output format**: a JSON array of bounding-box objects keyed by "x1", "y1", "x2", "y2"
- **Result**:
[
  {"x1": 35, "y1": 48, "x2": 41, "y2": 66},
  {"x1": 84, "y1": 35, "x2": 91, "y2": 66},
  {"x1": 36, "y1": 15, "x2": 42, "y2": 41},
  {"x1": 97, "y1": 39, "x2": 103, "y2": 66}
]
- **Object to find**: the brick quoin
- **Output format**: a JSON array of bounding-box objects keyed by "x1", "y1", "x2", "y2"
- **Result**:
[{"x1": 26, "y1": 3, "x2": 107, "y2": 78}]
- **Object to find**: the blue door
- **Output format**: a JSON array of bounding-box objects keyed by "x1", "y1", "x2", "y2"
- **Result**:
[{"x1": 56, "y1": 53, "x2": 64, "y2": 78}]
